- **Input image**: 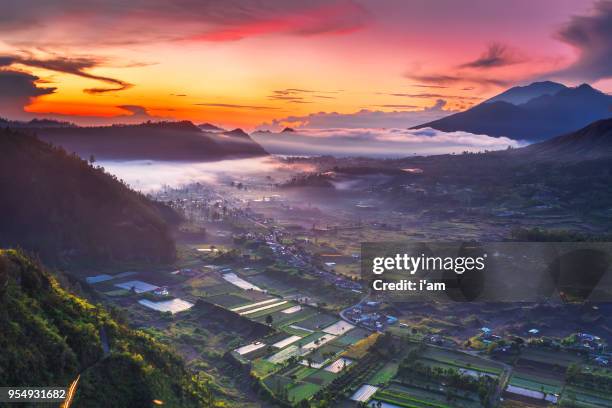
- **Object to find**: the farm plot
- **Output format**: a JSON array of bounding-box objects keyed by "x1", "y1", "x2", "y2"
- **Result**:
[
  {"x1": 324, "y1": 357, "x2": 354, "y2": 373},
  {"x1": 230, "y1": 298, "x2": 279, "y2": 312},
  {"x1": 286, "y1": 382, "x2": 321, "y2": 402},
  {"x1": 508, "y1": 371, "x2": 563, "y2": 394},
  {"x1": 562, "y1": 386, "x2": 612, "y2": 407},
  {"x1": 322, "y1": 320, "x2": 355, "y2": 335},
  {"x1": 421, "y1": 347, "x2": 504, "y2": 375},
  {"x1": 303, "y1": 333, "x2": 337, "y2": 350},
  {"x1": 138, "y1": 298, "x2": 194, "y2": 314},
  {"x1": 222, "y1": 273, "x2": 263, "y2": 291},
  {"x1": 303, "y1": 369, "x2": 336, "y2": 386},
  {"x1": 332, "y1": 327, "x2": 371, "y2": 346},
  {"x1": 293, "y1": 313, "x2": 339, "y2": 331},
  {"x1": 520, "y1": 348, "x2": 583, "y2": 368},
  {"x1": 235, "y1": 341, "x2": 266, "y2": 356},
  {"x1": 267, "y1": 345, "x2": 305, "y2": 364},
  {"x1": 115, "y1": 280, "x2": 159, "y2": 293},
  {"x1": 368, "y1": 362, "x2": 399, "y2": 385},
  {"x1": 351, "y1": 384, "x2": 379, "y2": 402},
  {"x1": 281, "y1": 305, "x2": 302, "y2": 314},
  {"x1": 272, "y1": 335, "x2": 302, "y2": 349},
  {"x1": 86, "y1": 274, "x2": 114, "y2": 284},
  {"x1": 245, "y1": 273, "x2": 295, "y2": 294},
  {"x1": 244, "y1": 302, "x2": 293, "y2": 318},
  {"x1": 205, "y1": 293, "x2": 252, "y2": 308},
  {"x1": 378, "y1": 382, "x2": 481, "y2": 408}
]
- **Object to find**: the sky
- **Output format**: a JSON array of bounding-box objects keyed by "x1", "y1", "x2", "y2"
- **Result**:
[{"x1": 1, "y1": 0, "x2": 612, "y2": 129}]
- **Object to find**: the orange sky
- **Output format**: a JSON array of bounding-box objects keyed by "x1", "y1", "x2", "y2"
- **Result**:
[{"x1": 1, "y1": 0, "x2": 610, "y2": 129}]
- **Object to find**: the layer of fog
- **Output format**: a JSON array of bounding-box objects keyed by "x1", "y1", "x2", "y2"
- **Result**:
[
  {"x1": 252, "y1": 127, "x2": 524, "y2": 158},
  {"x1": 99, "y1": 156, "x2": 291, "y2": 192}
]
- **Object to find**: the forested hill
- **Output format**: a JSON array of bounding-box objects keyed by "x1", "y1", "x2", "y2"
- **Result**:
[
  {"x1": 0, "y1": 249, "x2": 220, "y2": 407},
  {"x1": 0, "y1": 128, "x2": 178, "y2": 266},
  {"x1": 35, "y1": 121, "x2": 268, "y2": 161}
]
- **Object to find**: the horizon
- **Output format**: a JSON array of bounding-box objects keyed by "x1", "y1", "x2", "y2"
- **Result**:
[{"x1": 2, "y1": 0, "x2": 612, "y2": 130}]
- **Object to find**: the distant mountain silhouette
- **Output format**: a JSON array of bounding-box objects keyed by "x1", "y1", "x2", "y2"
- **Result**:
[
  {"x1": 222, "y1": 128, "x2": 252, "y2": 139},
  {"x1": 484, "y1": 81, "x2": 567, "y2": 105},
  {"x1": 198, "y1": 122, "x2": 225, "y2": 131},
  {"x1": 0, "y1": 117, "x2": 76, "y2": 128},
  {"x1": 282, "y1": 127, "x2": 296, "y2": 133},
  {"x1": 413, "y1": 82, "x2": 612, "y2": 141},
  {"x1": 33, "y1": 120, "x2": 267, "y2": 161}
]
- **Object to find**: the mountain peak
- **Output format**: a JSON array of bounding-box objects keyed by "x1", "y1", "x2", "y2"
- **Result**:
[
  {"x1": 281, "y1": 127, "x2": 296, "y2": 133},
  {"x1": 198, "y1": 122, "x2": 225, "y2": 131},
  {"x1": 222, "y1": 128, "x2": 251, "y2": 139},
  {"x1": 484, "y1": 80, "x2": 567, "y2": 105}
]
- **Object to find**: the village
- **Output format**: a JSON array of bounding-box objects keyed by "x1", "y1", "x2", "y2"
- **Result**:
[{"x1": 76, "y1": 178, "x2": 612, "y2": 408}]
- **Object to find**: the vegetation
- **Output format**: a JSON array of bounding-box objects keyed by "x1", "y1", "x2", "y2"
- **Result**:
[
  {"x1": 0, "y1": 129, "x2": 179, "y2": 266},
  {"x1": 0, "y1": 249, "x2": 221, "y2": 407}
]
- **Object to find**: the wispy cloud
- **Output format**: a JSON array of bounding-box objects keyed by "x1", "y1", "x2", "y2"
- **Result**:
[
  {"x1": 195, "y1": 102, "x2": 280, "y2": 110},
  {"x1": 2, "y1": 53, "x2": 132, "y2": 93},
  {"x1": 407, "y1": 73, "x2": 510, "y2": 88},
  {"x1": 459, "y1": 42, "x2": 523, "y2": 69},
  {"x1": 268, "y1": 88, "x2": 340, "y2": 103}
]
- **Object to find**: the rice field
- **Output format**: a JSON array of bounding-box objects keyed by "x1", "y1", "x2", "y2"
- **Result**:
[
  {"x1": 86, "y1": 274, "x2": 114, "y2": 284},
  {"x1": 302, "y1": 334, "x2": 337, "y2": 350},
  {"x1": 294, "y1": 313, "x2": 339, "y2": 331},
  {"x1": 267, "y1": 345, "x2": 304, "y2": 364},
  {"x1": 242, "y1": 302, "x2": 292, "y2": 318},
  {"x1": 138, "y1": 298, "x2": 194, "y2": 314},
  {"x1": 115, "y1": 280, "x2": 159, "y2": 293},
  {"x1": 281, "y1": 305, "x2": 302, "y2": 314},
  {"x1": 272, "y1": 335, "x2": 302, "y2": 349},
  {"x1": 231, "y1": 298, "x2": 281, "y2": 312},
  {"x1": 322, "y1": 320, "x2": 355, "y2": 335},
  {"x1": 324, "y1": 357, "x2": 353, "y2": 373},
  {"x1": 235, "y1": 341, "x2": 266, "y2": 356},
  {"x1": 351, "y1": 384, "x2": 379, "y2": 402},
  {"x1": 222, "y1": 273, "x2": 263, "y2": 291}
]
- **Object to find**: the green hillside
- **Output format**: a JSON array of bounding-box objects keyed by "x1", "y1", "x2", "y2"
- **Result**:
[
  {"x1": 0, "y1": 249, "x2": 221, "y2": 407},
  {"x1": 0, "y1": 128, "x2": 178, "y2": 266}
]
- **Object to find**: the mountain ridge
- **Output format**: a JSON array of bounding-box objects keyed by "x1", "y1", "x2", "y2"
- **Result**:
[
  {"x1": 31, "y1": 120, "x2": 267, "y2": 161},
  {"x1": 0, "y1": 128, "x2": 178, "y2": 266},
  {"x1": 413, "y1": 82, "x2": 612, "y2": 141}
]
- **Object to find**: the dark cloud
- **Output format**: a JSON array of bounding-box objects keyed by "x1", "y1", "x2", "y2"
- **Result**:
[
  {"x1": 554, "y1": 0, "x2": 612, "y2": 81},
  {"x1": 459, "y1": 42, "x2": 522, "y2": 69},
  {"x1": 195, "y1": 102, "x2": 280, "y2": 110},
  {"x1": 0, "y1": 70, "x2": 55, "y2": 119},
  {"x1": 408, "y1": 73, "x2": 509, "y2": 87},
  {"x1": 3, "y1": 54, "x2": 132, "y2": 93},
  {"x1": 386, "y1": 92, "x2": 481, "y2": 101},
  {"x1": 412, "y1": 84, "x2": 449, "y2": 89}
]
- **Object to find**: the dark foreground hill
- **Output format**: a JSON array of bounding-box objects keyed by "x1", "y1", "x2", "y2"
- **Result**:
[
  {"x1": 0, "y1": 249, "x2": 218, "y2": 407},
  {"x1": 35, "y1": 121, "x2": 267, "y2": 161},
  {"x1": 0, "y1": 128, "x2": 178, "y2": 266},
  {"x1": 413, "y1": 82, "x2": 612, "y2": 141},
  {"x1": 516, "y1": 118, "x2": 612, "y2": 161}
]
